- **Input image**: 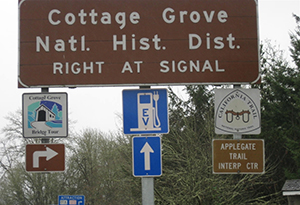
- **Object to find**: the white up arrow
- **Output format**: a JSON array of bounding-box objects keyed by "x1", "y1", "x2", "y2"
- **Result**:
[
  {"x1": 140, "y1": 142, "x2": 154, "y2": 170},
  {"x1": 33, "y1": 147, "x2": 58, "y2": 168}
]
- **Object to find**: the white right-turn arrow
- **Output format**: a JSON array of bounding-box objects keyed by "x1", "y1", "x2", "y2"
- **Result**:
[
  {"x1": 140, "y1": 142, "x2": 154, "y2": 170},
  {"x1": 33, "y1": 147, "x2": 58, "y2": 168}
]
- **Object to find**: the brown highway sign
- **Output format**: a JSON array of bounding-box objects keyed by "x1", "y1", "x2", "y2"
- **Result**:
[
  {"x1": 26, "y1": 144, "x2": 65, "y2": 172},
  {"x1": 19, "y1": 0, "x2": 259, "y2": 88},
  {"x1": 213, "y1": 139, "x2": 264, "y2": 174}
]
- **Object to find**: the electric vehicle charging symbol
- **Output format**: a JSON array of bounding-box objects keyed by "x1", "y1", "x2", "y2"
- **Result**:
[
  {"x1": 122, "y1": 89, "x2": 169, "y2": 135},
  {"x1": 130, "y1": 92, "x2": 161, "y2": 132}
]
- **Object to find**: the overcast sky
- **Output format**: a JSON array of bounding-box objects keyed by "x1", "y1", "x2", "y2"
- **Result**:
[{"x1": 0, "y1": 0, "x2": 299, "y2": 139}]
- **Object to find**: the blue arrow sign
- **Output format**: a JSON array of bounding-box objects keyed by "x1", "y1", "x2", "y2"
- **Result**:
[
  {"x1": 132, "y1": 136, "x2": 162, "y2": 177},
  {"x1": 123, "y1": 89, "x2": 169, "y2": 135},
  {"x1": 58, "y1": 195, "x2": 85, "y2": 205}
]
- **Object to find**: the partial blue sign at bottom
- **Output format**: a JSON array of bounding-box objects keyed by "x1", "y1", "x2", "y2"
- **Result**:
[{"x1": 58, "y1": 195, "x2": 85, "y2": 205}]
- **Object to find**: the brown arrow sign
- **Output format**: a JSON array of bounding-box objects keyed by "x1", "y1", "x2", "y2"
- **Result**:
[{"x1": 26, "y1": 144, "x2": 65, "y2": 172}]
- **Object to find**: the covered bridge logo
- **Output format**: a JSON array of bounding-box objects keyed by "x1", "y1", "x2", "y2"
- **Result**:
[
  {"x1": 22, "y1": 93, "x2": 68, "y2": 138},
  {"x1": 36, "y1": 104, "x2": 56, "y2": 122},
  {"x1": 27, "y1": 101, "x2": 63, "y2": 129}
]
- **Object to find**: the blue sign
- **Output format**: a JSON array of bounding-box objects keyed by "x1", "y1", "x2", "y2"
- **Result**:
[
  {"x1": 132, "y1": 136, "x2": 162, "y2": 177},
  {"x1": 123, "y1": 89, "x2": 169, "y2": 135},
  {"x1": 58, "y1": 195, "x2": 85, "y2": 205}
]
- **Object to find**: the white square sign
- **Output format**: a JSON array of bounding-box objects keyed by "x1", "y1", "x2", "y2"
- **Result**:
[
  {"x1": 214, "y1": 89, "x2": 260, "y2": 135},
  {"x1": 22, "y1": 93, "x2": 68, "y2": 138}
]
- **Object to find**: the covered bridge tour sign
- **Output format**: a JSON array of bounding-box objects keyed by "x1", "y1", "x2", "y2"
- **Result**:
[{"x1": 18, "y1": 0, "x2": 259, "y2": 88}]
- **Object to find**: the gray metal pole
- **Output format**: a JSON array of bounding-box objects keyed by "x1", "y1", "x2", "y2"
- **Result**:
[
  {"x1": 139, "y1": 85, "x2": 155, "y2": 205},
  {"x1": 41, "y1": 87, "x2": 49, "y2": 93},
  {"x1": 142, "y1": 177, "x2": 155, "y2": 205},
  {"x1": 233, "y1": 133, "x2": 242, "y2": 140}
]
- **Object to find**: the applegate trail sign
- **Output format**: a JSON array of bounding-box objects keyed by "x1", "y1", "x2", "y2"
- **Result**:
[
  {"x1": 19, "y1": 0, "x2": 259, "y2": 88},
  {"x1": 213, "y1": 139, "x2": 264, "y2": 174}
]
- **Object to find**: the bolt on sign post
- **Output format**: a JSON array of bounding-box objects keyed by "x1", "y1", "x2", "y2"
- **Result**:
[
  {"x1": 213, "y1": 139, "x2": 265, "y2": 174},
  {"x1": 19, "y1": 0, "x2": 260, "y2": 88}
]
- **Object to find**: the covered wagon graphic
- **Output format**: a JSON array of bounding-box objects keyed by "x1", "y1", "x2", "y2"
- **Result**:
[{"x1": 215, "y1": 89, "x2": 261, "y2": 135}]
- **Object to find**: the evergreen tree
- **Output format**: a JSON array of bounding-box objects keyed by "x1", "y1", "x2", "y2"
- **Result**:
[
  {"x1": 155, "y1": 86, "x2": 284, "y2": 204},
  {"x1": 258, "y1": 14, "x2": 300, "y2": 180}
]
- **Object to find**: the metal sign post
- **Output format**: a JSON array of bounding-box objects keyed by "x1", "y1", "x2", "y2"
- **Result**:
[
  {"x1": 131, "y1": 86, "x2": 158, "y2": 205},
  {"x1": 142, "y1": 177, "x2": 154, "y2": 205},
  {"x1": 41, "y1": 88, "x2": 50, "y2": 143}
]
